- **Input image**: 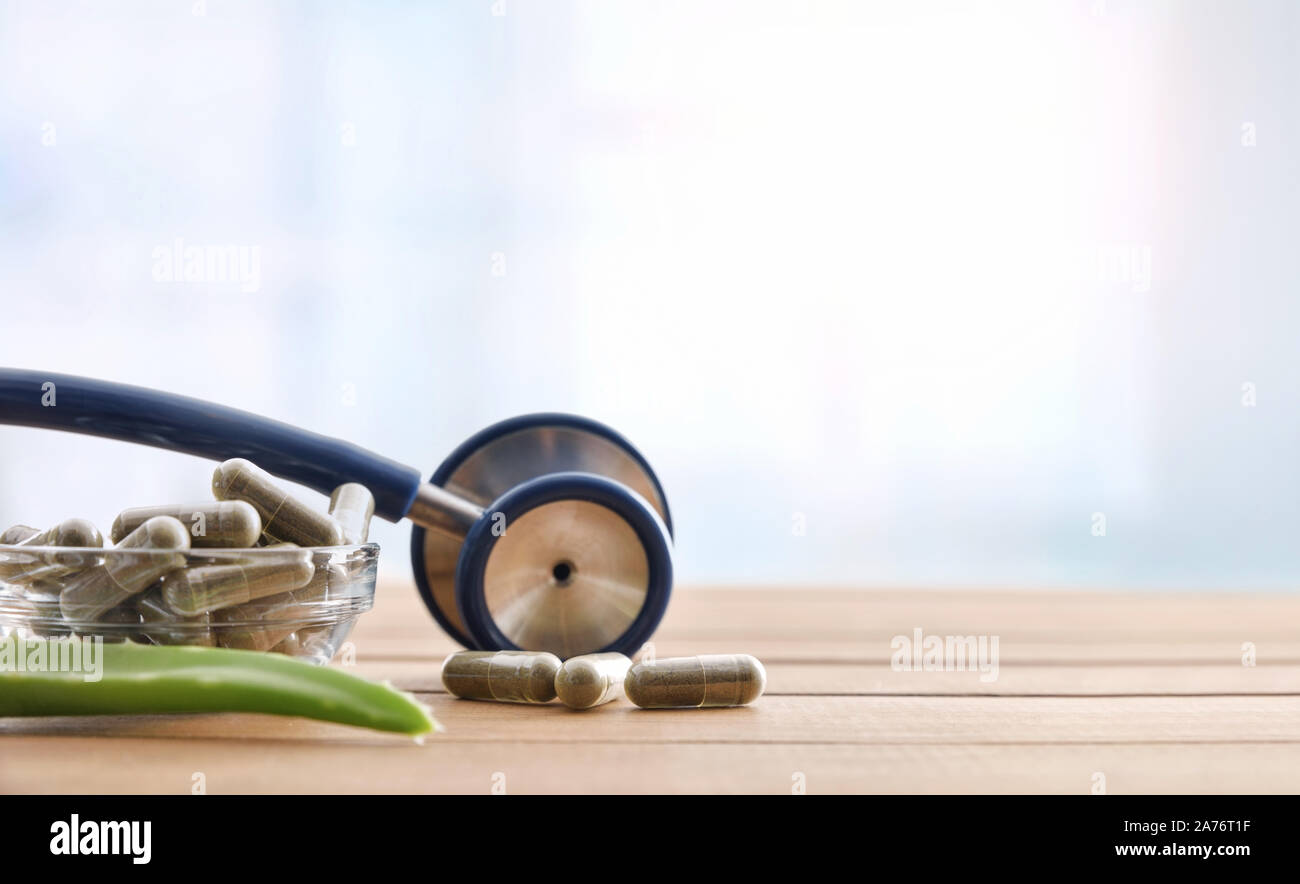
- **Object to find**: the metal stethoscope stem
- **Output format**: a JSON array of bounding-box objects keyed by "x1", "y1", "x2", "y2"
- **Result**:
[{"x1": 407, "y1": 482, "x2": 485, "y2": 541}]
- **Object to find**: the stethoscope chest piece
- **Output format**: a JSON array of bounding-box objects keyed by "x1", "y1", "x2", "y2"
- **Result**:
[{"x1": 410, "y1": 414, "x2": 674, "y2": 657}]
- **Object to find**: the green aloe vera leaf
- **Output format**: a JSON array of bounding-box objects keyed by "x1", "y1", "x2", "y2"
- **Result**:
[{"x1": 0, "y1": 638, "x2": 437, "y2": 736}]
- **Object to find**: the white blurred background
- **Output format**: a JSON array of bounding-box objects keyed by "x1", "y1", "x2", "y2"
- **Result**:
[{"x1": 0, "y1": 0, "x2": 1297, "y2": 590}]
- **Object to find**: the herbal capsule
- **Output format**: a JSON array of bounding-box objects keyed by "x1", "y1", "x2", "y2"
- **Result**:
[
  {"x1": 328, "y1": 483, "x2": 374, "y2": 544},
  {"x1": 0, "y1": 518, "x2": 104, "y2": 584},
  {"x1": 554, "y1": 652, "x2": 632, "y2": 709},
  {"x1": 214, "y1": 567, "x2": 336, "y2": 651},
  {"x1": 112, "y1": 501, "x2": 261, "y2": 548},
  {"x1": 624, "y1": 654, "x2": 767, "y2": 708},
  {"x1": 160, "y1": 553, "x2": 314, "y2": 616},
  {"x1": 272, "y1": 632, "x2": 303, "y2": 655},
  {"x1": 216, "y1": 610, "x2": 298, "y2": 652},
  {"x1": 290, "y1": 562, "x2": 360, "y2": 651},
  {"x1": 441, "y1": 650, "x2": 562, "y2": 704},
  {"x1": 302, "y1": 561, "x2": 348, "y2": 597},
  {"x1": 90, "y1": 600, "x2": 146, "y2": 643},
  {"x1": 1, "y1": 525, "x2": 40, "y2": 545},
  {"x1": 136, "y1": 587, "x2": 214, "y2": 646},
  {"x1": 15, "y1": 519, "x2": 101, "y2": 548},
  {"x1": 58, "y1": 517, "x2": 190, "y2": 622},
  {"x1": 0, "y1": 526, "x2": 40, "y2": 581},
  {"x1": 22, "y1": 580, "x2": 71, "y2": 637},
  {"x1": 212, "y1": 458, "x2": 345, "y2": 547}
]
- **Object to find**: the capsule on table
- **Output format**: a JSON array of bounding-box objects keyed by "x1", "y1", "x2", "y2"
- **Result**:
[
  {"x1": 441, "y1": 650, "x2": 562, "y2": 704},
  {"x1": 58, "y1": 516, "x2": 190, "y2": 622},
  {"x1": 212, "y1": 458, "x2": 345, "y2": 547},
  {"x1": 0, "y1": 518, "x2": 104, "y2": 584},
  {"x1": 624, "y1": 654, "x2": 767, "y2": 709},
  {"x1": 328, "y1": 483, "x2": 374, "y2": 545},
  {"x1": 112, "y1": 501, "x2": 261, "y2": 548},
  {"x1": 159, "y1": 552, "x2": 314, "y2": 616},
  {"x1": 554, "y1": 652, "x2": 632, "y2": 709}
]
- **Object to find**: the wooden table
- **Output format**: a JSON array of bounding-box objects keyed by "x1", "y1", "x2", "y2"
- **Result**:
[{"x1": 3, "y1": 583, "x2": 1299, "y2": 793}]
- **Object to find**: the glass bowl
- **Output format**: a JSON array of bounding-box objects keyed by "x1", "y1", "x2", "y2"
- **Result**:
[{"x1": 0, "y1": 543, "x2": 377, "y2": 665}]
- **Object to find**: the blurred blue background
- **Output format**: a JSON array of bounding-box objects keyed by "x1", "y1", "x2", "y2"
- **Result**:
[{"x1": 0, "y1": 0, "x2": 1297, "y2": 589}]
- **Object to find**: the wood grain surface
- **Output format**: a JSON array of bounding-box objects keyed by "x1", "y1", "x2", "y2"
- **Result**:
[{"x1": 2, "y1": 582, "x2": 1298, "y2": 794}]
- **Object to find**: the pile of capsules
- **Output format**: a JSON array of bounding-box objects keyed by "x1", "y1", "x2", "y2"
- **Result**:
[
  {"x1": 0, "y1": 458, "x2": 376, "y2": 662},
  {"x1": 442, "y1": 650, "x2": 767, "y2": 710}
]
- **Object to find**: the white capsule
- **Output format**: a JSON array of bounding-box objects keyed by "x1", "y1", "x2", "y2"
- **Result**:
[{"x1": 328, "y1": 483, "x2": 374, "y2": 545}]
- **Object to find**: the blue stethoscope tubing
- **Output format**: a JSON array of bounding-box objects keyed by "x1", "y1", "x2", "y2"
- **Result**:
[
  {"x1": 0, "y1": 368, "x2": 424, "y2": 520},
  {"x1": 0, "y1": 368, "x2": 675, "y2": 655}
]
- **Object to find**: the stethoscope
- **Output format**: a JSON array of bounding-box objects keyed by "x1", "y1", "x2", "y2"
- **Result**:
[{"x1": 0, "y1": 369, "x2": 674, "y2": 658}]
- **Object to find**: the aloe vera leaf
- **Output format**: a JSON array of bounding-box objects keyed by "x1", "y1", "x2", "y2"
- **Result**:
[{"x1": 0, "y1": 638, "x2": 437, "y2": 736}]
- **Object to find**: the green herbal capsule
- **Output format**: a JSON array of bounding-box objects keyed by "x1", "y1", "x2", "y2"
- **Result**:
[
  {"x1": 12, "y1": 520, "x2": 100, "y2": 548},
  {"x1": 212, "y1": 459, "x2": 345, "y2": 547},
  {"x1": 112, "y1": 501, "x2": 261, "y2": 548},
  {"x1": 328, "y1": 483, "x2": 374, "y2": 545},
  {"x1": 441, "y1": 650, "x2": 562, "y2": 704},
  {"x1": 90, "y1": 600, "x2": 147, "y2": 643},
  {"x1": 554, "y1": 652, "x2": 632, "y2": 709},
  {"x1": 0, "y1": 518, "x2": 104, "y2": 584},
  {"x1": 290, "y1": 562, "x2": 361, "y2": 652},
  {"x1": 292, "y1": 561, "x2": 347, "y2": 600},
  {"x1": 135, "y1": 587, "x2": 215, "y2": 646},
  {"x1": 20, "y1": 580, "x2": 71, "y2": 637},
  {"x1": 1, "y1": 525, "x2": 40, "y2": 545},
  {"x1": 272, "y1": 632, "x2": 303, "y2": 655},
  {"x1": 215, "y1": 607, "x2": 298, "y2": 652},
  {"x1": 213, "y1": 564, "x2": 338, "y2": 652},
  {"x1": 58, "y1": 517, "x2": 190, "y2": 622},
  {"x1": 624, "y1": 654, "x2": 767, "y2": 709},
  {"x1": 0, "y1": 526, "x2": 41, "y2": 583},
  {"x1": 159, "y1": 553, "x2": 314, "y2": 616}
]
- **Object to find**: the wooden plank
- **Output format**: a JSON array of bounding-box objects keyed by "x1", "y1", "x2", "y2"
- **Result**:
[
  {"x1": 3, "y1": 736, "x2": 1299, "y2": 794},
  {"x1": 350, "y1": 583, "x2": 1300, "y2": 664},
  {"x1": 410, "y1": 695, "x2": 1300, "y2": 746},
  {"x1": 4, "y1": 695, "x2": 1299, "y2": 745},
  {"x1": 361, "y1": 582, "x2": 1300, "y2": 641},
  {"x1": 343, "y1": 635, "x2": 1300, "y2": 665}
]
